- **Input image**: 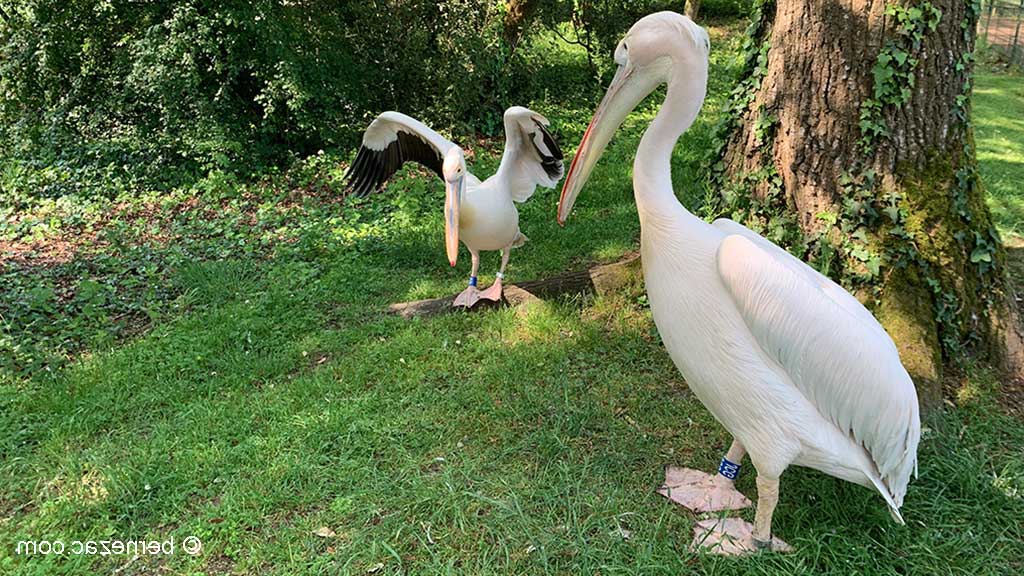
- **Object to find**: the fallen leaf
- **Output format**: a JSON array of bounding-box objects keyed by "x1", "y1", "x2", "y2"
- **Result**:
[
  {"x1": 209, "y1": 517, "x2": 224, "y2": 524},
  {"x1": 367, "y1": 562, "x2": 385, "y2": 573},
  {"x1": 611, "y1": 525, "x2": 632, "y2": 540},
  {"x1": 313, "y1": 526, "x2": 336, "y2": 538}
]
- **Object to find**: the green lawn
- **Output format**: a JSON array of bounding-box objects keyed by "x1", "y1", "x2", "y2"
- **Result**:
[
  {"x1": 3, "y1": 23, "x2": 1024, "y2": 576},
  {"x1": 975, "y1": 62, "x2": 1024, "y2": 240}
]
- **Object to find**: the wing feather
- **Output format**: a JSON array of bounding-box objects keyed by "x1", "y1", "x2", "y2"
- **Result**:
[
  {"x1": 713, "y1": 219, "x2": 888, "y2": 339},
  {"x1": 715, "y1": 232, "x2": 920, "y2": 506},
  {"x1": 501, "y1": 106, "x2": 565, "y2": 202},
  {"x1": 344, "y1": 111, "x2": 458, "y2": 196}
]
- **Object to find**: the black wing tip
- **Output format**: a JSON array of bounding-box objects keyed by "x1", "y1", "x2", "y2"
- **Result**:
[
  {"x1": 343, "y1": 125, "x2": 445, "y2": 199},
  {"x1": 528, "y1": 120, "x2": 563, "y2": 180},
  {"x1": 533, "y1": 119, "x2": 564, "y2": 160},
  {"x1": 542, "y1": 159, "x2": 564, "y2": 180},
  {"x1": 342, "y1": 143, "x2": 395, "y2": 198}
]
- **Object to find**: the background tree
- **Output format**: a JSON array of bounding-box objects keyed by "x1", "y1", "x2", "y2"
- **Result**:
[
  {"x1": 713, "y1": 0, "x2": 1023, "y2": 406},
  {"x1": 685, "y1": 0, "x2": 703, "y2": 19}
]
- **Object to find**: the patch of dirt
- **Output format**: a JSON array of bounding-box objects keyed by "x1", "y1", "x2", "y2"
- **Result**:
[
  {"x1": 202, "y1": 554, "x2": 237, "y2": 575},
  {"x1": 0, "y1": 235, "x2": 105, "y2": 267},
  {"x1": 1000, "y1": 377, "x2": 1024, "y2": 418}
]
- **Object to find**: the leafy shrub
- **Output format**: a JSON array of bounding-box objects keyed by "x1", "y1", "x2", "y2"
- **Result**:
[
  {"x1": 0, "y1": 0, "x2": 751, "y2": 201},
  {"x1": 0, "y1": 1, "x2": 537, "y2": 197}
]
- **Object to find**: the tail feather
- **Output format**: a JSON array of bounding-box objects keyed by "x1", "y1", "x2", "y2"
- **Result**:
[{"x1": 865, "y1": 472, "x2": 905, "y2": 525}]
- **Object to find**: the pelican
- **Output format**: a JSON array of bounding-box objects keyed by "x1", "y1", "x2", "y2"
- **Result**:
[
  {"x1": 345, "y1": 107, "x2": 563, "y2": 306},
  {"x1": 558, "y1": 12, "x2": 919, "y2": 554}
]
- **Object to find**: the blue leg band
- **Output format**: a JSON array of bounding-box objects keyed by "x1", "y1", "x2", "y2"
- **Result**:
[
  {"x1": 718, "y1": 458, "x2": 741, "y2": 480},
  {"x1": 468, "y1": 276, "x2": 478, "y2": 287}
]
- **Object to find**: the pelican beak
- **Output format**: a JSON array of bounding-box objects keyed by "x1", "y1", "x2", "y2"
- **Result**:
[
  {"x1": 444, "y1": 176, "x2": 463, "y2": 266},
  {"x1": 558, "y1": 64, "x2": 647, "y2": 225}
]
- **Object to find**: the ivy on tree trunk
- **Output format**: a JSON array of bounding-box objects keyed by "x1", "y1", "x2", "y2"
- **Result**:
[{"x1": 713, "y1": 0, "x2": 1024, "y2": 408}]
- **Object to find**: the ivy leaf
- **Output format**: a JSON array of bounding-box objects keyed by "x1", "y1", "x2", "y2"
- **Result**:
[
  {"x1": 883, "y1": 206, "x2": 900, "y2": 222},
  {"x1": 866, "y1": 255, "x2": 882, "y2": 276},
  {"x1": 873, "y1": 65, "x2": 894, "y2": 86},
  {"x1": 970, "y1": 247, "x2": 992, "y2": 263}
]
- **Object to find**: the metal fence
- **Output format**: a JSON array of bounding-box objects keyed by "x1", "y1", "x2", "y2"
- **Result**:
[{"x1": 980, "y1": 0, "x2": 1024, "y2": 67}]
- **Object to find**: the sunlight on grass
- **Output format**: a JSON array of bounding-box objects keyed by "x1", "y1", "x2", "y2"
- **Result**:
[
  {"x1": 2, "y1": 18, "x2": 1024, "y2": 576},
  {"x1": 975, "y1": 65, "x2": 1024, "y2": 239}
]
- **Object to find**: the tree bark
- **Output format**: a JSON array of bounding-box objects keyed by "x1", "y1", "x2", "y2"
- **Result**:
[
  {"x1": 717, "y1": 0, "x2": 1023, "y2": 408},
  {"x1": 685, "y1": 0, "x2": 702, "y2": 20},
  {"x1": 504, "y1": 0, "x2": 538, "y2": 56}
]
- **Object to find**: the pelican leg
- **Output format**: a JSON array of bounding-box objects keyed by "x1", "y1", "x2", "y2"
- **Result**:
[
  {"x1": 453, "y1": 249, "x2": 482, "y2": 308},
  {"x1": 689, "y1": 473, "x2": 792, "y2": 555},
  {"x1": 658, "y1": 439, "x2": 753, "y2": 512},
  {"x1": 476, "y1": 245, "x2": 511, "y2": 302},
  {"x1": 751, "y1": 475, "x2": 790, "y2": 551}
]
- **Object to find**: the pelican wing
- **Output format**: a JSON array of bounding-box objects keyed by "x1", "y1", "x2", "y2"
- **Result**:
[
  {"x1": 712, "y1": 219, "x2": 887, "y2": 337},
  {"x1": 501, "y1": 106, "x2": 564, "y2": 202},
  {"x1": 345, "y1": 112, "x2": 458, "y2": 196},
  {"x1": 715, "y1": 231, "x2": 920, "y2": 507}
]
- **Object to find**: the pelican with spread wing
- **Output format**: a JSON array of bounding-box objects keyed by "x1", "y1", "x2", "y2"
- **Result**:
[{"x1": 345, "y1": 107, "x2": 564, "y2": 307}]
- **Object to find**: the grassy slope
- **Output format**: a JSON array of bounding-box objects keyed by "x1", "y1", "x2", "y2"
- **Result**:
[
  {"x1": 2, "y1": 22, "x2": 1024, "y2": 576},
  {"x1": 975, "y1": 62, "x2": 1024, "y2": 240}
]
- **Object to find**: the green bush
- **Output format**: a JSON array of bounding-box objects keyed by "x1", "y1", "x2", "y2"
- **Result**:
[{"x1": 0, "y1": 1, "x2": 750, "y2": 200}]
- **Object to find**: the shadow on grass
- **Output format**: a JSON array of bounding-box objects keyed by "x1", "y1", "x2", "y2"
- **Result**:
[{"x1": 3, "y1": 256, "x2": 1023, "y2": 574}]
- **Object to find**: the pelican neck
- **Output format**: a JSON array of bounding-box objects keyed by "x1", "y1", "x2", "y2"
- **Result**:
[{"x1": 633, "y1": 72, "x2": 707, "y2": 231}]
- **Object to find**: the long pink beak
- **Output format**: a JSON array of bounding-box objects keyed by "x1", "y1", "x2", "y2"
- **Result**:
[
  {"x1": 445, "y1": 176, "x2": 463, "y2": 266},
  {"x1": 557, "y1": 65, "x2": 636, "y2": 225}
]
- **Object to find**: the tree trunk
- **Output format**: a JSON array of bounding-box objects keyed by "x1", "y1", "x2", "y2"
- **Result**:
[
  {"x1": 685, "y1": 0, "x2": 702, "y2": 20},
  {"x1": 715, "y1": 0, "x2": 1023, "y2": 409},
  {"x1": 504, "y1": 0, "x2": 538, "y2": 56}
]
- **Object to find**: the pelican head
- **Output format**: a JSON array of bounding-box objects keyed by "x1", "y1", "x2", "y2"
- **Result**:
[
  {"x1": 558, "y1": 12, "x2": 710, "y2": 224},
  {"x1": 442, "y1": 147, "x2": 467, "y2": 266}
]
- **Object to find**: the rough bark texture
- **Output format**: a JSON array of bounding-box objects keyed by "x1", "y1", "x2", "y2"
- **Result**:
[
  {"x1": 503, "y1": 0, "x2": 538, "y2": 56},
  {"x1": 720, "y1": 0, "x2": 1023, "y2": 408},
  {"x1": 685, "y1": 0, "x2": 702, "y2": 20}
]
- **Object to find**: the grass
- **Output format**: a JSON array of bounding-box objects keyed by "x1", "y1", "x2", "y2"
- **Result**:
[
  {"x1": 975, "y1": 57, "x2": 1024, "y2": 240},
  {"x1": 2, "y1": 19, "x2": 1024, "y2": 576}
]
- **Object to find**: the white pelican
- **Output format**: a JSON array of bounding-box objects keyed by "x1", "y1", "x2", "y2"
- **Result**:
[
  {"x1": 345, "y1": 107, "x2": 564, "y2": 307},
  {"x1": 558, "y1": 12, "x2": 920, "y2": 554}
]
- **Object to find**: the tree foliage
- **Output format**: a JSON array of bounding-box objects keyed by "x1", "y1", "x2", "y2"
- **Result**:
[{"x1": 0, "y1": 0, "x2": 750, "y2": 199}]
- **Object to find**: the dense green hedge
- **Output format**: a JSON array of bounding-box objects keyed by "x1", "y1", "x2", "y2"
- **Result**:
[{"x1": 0, "y1": 0, "x2": 750, "y2": 200}]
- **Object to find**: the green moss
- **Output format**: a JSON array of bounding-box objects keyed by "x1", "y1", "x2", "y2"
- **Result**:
[
  {"x1": 873, "y1": 265, "x2": 943, "y2": 408},
  {"x1": 891, "y1": 151, "x2": 1006, "y2": 367}
]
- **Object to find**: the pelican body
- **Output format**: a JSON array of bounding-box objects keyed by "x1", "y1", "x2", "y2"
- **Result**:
[
  {"x1": 346, "y1": 107, "x2": 563, "y2": 306},
  {"x1": 558, "y1": 12, "x2": 920, "y2": 554}
]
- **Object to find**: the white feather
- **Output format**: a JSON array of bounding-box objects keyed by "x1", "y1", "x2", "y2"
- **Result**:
[
  {"x1": 498, "y1": 106, "x2": 564, "y2": 203},
  {"x1": 362, "y1": 111, "x2": 457, "y2": 155},
  {"x1": 715, "y1": 232, "x2": 920, "y2": 508}
]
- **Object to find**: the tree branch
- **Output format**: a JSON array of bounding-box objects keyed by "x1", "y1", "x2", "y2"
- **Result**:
[{"x1": 388, "y1": 253, "x2": 642, "y2": 319}]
